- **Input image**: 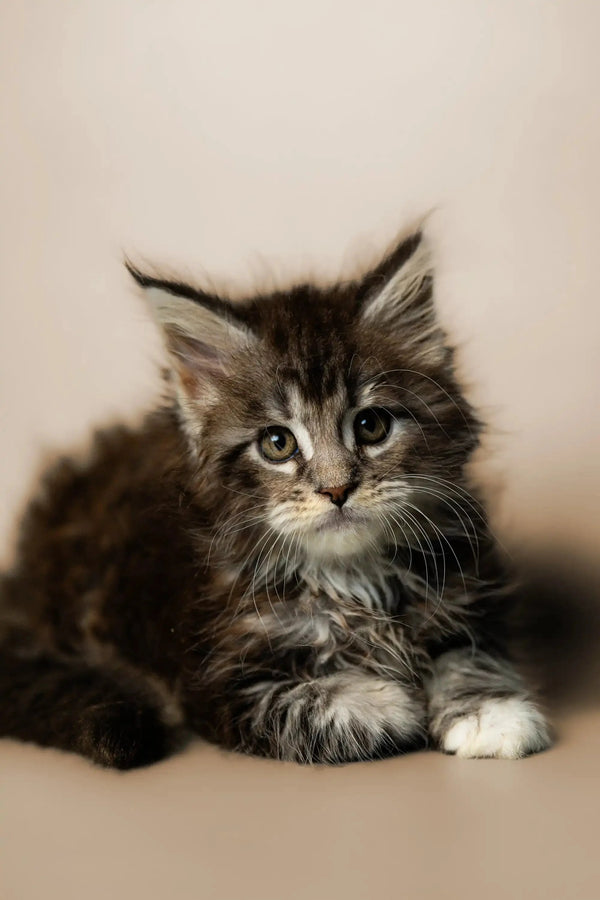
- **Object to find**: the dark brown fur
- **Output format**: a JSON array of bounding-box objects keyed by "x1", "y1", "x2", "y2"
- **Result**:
[{"x1": 0, "y1": 232, "x2": 551, "y2": 767}]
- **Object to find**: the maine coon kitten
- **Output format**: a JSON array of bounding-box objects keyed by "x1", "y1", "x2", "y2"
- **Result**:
[{"x1": 0, "y1": 231, "x2": 551, "y2": 768}]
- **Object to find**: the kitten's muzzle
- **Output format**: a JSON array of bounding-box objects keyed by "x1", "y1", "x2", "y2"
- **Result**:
[{"x1": 316, "y1": 483, "x2": 357, "y2": 508}]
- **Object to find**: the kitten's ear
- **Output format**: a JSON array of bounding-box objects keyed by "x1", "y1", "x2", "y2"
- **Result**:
[
  {"x1": 127, "y1": 263, "x2": 253, "y2": 391},
  {"x1": 357, "y1": 231, "x2": 436, "y2": 332}
]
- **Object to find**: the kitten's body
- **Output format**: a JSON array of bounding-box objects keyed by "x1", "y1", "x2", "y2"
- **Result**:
[{"x1": 0, "y1": 232, "x2": 551, "y2": 767}]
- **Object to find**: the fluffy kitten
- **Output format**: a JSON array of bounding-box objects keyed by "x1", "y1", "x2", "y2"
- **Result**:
[{"x1": 0, "y1": 231, "x2": 551, "y2": 768}]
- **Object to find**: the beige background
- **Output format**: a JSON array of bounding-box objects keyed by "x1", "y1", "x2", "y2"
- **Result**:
[{"x1": 1, "y1": 2, "x2": 599, "y2": 899}]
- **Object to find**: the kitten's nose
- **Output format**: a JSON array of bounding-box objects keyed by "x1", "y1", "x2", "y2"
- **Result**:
[{"x1": 316, "y1": 484, "x2": 356, "y2": 508}]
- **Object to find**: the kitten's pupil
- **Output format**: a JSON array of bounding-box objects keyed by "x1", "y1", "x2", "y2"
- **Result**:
[
  {"x1": 354, "y1": 408, "x2": 391, "y2": 445},
  {"x1": 272, "y1": 434, "x2": 285, "y2": 450}
]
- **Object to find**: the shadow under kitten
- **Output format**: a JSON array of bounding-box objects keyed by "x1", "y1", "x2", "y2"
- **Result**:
[{"x1": 513, "y1": 552, "x2": 600, "y2": 715}]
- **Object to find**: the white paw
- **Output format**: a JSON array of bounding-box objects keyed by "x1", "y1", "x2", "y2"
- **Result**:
[{"x1": 442, "y1": 697, "x2": 552, "y2": 759}]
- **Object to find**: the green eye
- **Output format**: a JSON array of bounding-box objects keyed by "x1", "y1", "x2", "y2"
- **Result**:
[
  {"x1": 259, "y1": 426, "x2": 299, "y2": 463},
  {"x1": 354, "y1": 408, "x2": 392, "y2": 445}
]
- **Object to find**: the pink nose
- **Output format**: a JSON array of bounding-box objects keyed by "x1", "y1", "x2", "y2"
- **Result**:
[{"x1": 316, "y1": 484, "x2": 356, "y2": 508}]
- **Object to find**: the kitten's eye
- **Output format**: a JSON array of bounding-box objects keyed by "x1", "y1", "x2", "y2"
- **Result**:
[
  {"x1": 354, "y1": 408, "x2": 392, "y2": 445},
  {"x1": 259, "y1": 426, "x2": 299, "y2": 463}
]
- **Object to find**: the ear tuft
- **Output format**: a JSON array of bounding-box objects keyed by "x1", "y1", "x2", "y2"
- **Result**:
[
  {"x1": 358, "y1": 231, "x2": 435, "y2": 329},
  {"x1": 126, "y1": 262, "x2": 254, "y2": 384}
]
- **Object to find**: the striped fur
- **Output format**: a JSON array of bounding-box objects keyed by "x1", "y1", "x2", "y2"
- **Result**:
[{"x1": 0, "y1": 231, "x2": 551, "y2": 767}]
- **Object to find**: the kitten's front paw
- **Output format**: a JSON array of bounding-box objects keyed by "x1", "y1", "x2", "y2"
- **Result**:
[
  {"x1": 243, "y1": 673, "x2": 427, "y2": 764},
  {"x1": 441, "y1": 697, "x2": 552, "y2": 759}
]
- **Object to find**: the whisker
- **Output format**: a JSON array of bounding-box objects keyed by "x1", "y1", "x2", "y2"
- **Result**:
[
  {"x1": 398, "y1": 505, "x2": 441, "y2": 607},
  {"x1": 376, "y1": 367, "x2": 476, "y2": 436},
  {"x1": 221, "y1": 484, "x2": 267, "y2": 502},
  {"x1": 401, "y1": 486, "x2": 480, "y2": 566}
]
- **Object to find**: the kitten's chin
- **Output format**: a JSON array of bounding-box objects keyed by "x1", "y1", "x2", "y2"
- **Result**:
[{"x1": 302, "y1": 515, "x2": 382, "y2": 560}]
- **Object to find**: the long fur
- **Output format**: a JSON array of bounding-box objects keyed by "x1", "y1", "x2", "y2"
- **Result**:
[{"x1": 0, "y1": 232, "x2": 550, "y2": 768}]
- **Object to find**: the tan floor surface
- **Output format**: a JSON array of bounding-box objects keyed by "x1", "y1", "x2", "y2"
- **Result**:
[{"x1": 1, "y1": 705, "x2": 599, "y2": 900}]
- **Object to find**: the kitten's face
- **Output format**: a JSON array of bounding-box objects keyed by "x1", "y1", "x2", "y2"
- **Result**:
[
  {"x1": 247, "y1": 383, "x2": 409, "y2": 560},
  {"x1": 130, "y1": 232, "x2": 479, "y2": 563}
]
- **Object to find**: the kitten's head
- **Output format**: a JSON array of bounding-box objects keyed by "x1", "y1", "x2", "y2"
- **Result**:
[{"x1": 129, "y1": 231, "x2": 480, "y2": 563}]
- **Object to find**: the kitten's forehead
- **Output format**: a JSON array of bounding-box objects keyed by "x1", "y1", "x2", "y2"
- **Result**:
[
  {"x1": 286, "y1": 382, "x2": 344, "y2": 421},
  {"x1": 264, "y1": 381, "x2": 347, "y2": 436},
  {"x1": 259, "y1": 352, "x2": 382, "y2": 431},
  {"x1": 242, "y1": 289, "x2": 413, "y2": 429}
]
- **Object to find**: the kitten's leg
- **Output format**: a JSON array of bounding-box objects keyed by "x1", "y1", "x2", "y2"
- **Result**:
[
  {"x1": 426, "y1": 648, "x2": 551, "y2": 759},
  {"x1": 197, "y1": 670, "x2": 427, "y2": 764},
  {"x1": 0, "y1": 655, "x2": 177, "y2": 769}
]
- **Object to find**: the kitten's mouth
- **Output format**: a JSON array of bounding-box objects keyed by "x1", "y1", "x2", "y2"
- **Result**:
[{"x1": 315, "y1": 507, "x2": 367, "y2": 533}]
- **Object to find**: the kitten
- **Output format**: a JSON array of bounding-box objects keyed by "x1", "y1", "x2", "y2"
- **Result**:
[{"x1": 0, "y1": 231, "x2": 551, "y2": 768}]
